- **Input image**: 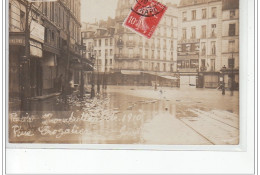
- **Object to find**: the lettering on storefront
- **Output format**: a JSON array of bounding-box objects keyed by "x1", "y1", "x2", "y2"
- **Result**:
[{"x1": 9, "y1": 38, "x2": 25, "y2": 46}]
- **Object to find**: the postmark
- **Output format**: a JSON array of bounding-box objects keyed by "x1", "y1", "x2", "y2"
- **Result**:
[{"x1": 123, "y1": 0, "x2": 167, "y2": 39}]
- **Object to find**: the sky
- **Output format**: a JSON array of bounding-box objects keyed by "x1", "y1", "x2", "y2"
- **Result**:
[{"x1": 81, "y1": 0, "x2": 180, "y2": 23}]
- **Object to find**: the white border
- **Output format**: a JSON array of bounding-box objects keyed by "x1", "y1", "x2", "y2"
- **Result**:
[{"x1": 3, "y1": 0, "x2": 256, "y2": 174}]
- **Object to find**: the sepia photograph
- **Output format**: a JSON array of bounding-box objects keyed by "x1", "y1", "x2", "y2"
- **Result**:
[{"x1": 8, "y1": 0, "x2": 239, "y2": 145}]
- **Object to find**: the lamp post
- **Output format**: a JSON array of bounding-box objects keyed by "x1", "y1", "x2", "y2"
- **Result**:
[
  {"x1": 220, "y1": 65, "x2": 226, "y2": 95},
  {"x1": 80, "y1": 32, "x2": 85, "y2": 100},
  {"x1": 90, "y1": 55, "x2": 95, "y2": 98},
  {"x1": 230, "y1": 52, "x2": 234, "y2": 96},
  {"x1": 96, "y1": 55, "x2": 100, "y2": 94}
]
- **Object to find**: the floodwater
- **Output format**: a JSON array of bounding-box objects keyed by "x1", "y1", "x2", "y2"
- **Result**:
[{"x1": 8, "y1": 86, "x2": 239, "y2": 145}]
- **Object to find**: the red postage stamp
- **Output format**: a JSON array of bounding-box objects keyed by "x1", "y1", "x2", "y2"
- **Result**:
[{"x1": 123, "y1": 0, "x2": 167, "y2": 39}]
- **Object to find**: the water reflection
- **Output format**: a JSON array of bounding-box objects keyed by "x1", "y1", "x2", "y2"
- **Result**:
[{"x1": 9, "y1": 86, "x2": 239, "y2": 144}]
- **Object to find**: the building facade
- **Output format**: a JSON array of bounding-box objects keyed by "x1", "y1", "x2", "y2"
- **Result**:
[
  {"x1": 178, "y1": 0, "x2": 222, "y2": 88},
  {"x1": 9, "y1": 0, "x2": 82, "y2": 99},
  {"x1": 221, "y1": 0, "x2": 239, "y2": 89},
  {"x1": 113, "y1": 0, "x2": 178, "y2": 82}
]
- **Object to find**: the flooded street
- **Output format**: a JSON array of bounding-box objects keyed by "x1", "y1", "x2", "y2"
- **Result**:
[{"x1": 9, "y1": 86, "x2": 239, "y2": 145}]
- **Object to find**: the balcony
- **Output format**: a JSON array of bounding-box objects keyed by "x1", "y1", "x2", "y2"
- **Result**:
[
  {"x1": 114, "y1": 54, "x2": 141, "y2": 60},
  {"x1": 126, "y1": 41, "x2": 136, "y2": 47}
]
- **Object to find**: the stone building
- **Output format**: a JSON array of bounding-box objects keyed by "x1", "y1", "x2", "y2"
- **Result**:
[
  {"x1": 113, "y1": 0, "x2": 178, "y2": 85},
  {"x1": 9, "y1": 0, "x2": 83, "y2": 99},
  {"x1": 178, "y1": 0, "x2": 223, "y2": 88},
  {"x1": 221, "y1": 0, "x2": 239, "y2": 89}
]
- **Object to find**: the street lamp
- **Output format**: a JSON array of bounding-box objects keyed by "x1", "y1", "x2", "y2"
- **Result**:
[
  {"x1": 90, "y1": 55, "x2": 95, "y2": 98},
  {"x1": 220, "y1": 65, "x2": 226, "y2": 95},
  {"x1": 230, "y1": 52, "x2": 234, "y2": 96}
]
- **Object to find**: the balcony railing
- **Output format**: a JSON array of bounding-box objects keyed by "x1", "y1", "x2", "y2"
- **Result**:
[{"x1": 114, "y1": 54, "x2": 141, "y2": 59}]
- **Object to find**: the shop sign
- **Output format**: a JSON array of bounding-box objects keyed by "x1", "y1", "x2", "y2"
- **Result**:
[
  {"x1": 30, "y1": 20, "x2": 45, "y2": 43},
  {"x1": 30, "y1": 40, "x2": 42, "y2": 58},
  {"x1": 9, "y1": 36, "x2": 25, "y2": 46}
]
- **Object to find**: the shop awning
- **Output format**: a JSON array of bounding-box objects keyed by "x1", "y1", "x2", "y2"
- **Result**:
[
  {"x1": 159, "y1": 75, "x2": 178, "y2": 80},
  {"x1": 121, "y1": 70, "x2": 141, "y2": 75}
]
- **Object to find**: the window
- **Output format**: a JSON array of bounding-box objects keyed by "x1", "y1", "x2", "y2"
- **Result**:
[
  {"x1": 99, "y1": 39, "x2": 101, "y2": 46},
  {"x1": 110, "y1": 59, "x2": 113, "y2": 65},
  {"x1": 94, "y1": 40, "x2": 97, "y2": 47},
  {"x1": 163, "y1": 51, "x2": 166, "y2": 60},
  {"x1": 163, "y1": 63, "x2": 166, "y2": 71},
  {"x1": 191, "y1": 27, "x2": 196, "y2": 39},
  {"x1": 211, "y1": 24, "x2": 216, "y2": 37},
  {"x1": 201, "y1": 59, "x2": 206, "y2": 67},
  {"x1": 158, "y1": 50, "x2": 161, "y2": 59},
  {"x1": 228, "y1": 40, "x2": 235, "y2": 52},
  {"x1": 44, "y1": 28, "x2": 48, "y2": 42},
  {"x1": 105, "y1": 49, "x2": 108, "y2": 58},
  {"x1": 20, "y1": 10, "x2": 25, "y2": 30},
  {"x1": 110, "y1": 38, "x2": 113, "y2": 45},
  {"x1": 171, "y1": 18, "x2": 173, "y2": 26},
  {"x1": 182, "y1": 28, "x2": 187, "y2": 39},
  {"x1": 201, "y1": 42, "x2": 206, "y2": 56},
  {"x1": 190, "y1": 43, "x2": 196, "y2": 52},
  {"x1": 145, "y1": 49, "x2": 148, "y2": 59},
  {"x1": 163, "y1": 39, "x2": 166, "y2": 47},
  {"x1": 182, "y1": 12, "x2": 187, "y2": 21},
  {"x1": 139, "y1": 48, "x2": 143, "y2": 57},
  {"x1": 228, "y1": 58, "x2": 235, "y2": 68},
  {"x1": 229, "y1": 24, "x2": 236, "y2": 36},
  {"x1": 202, "y1": 9, "x2": 207, "y2": 19},
  {"x1": 171, "y1": 52, "x2": 173, "y2": 60},
  {"x1": 157, "y1": 63, "x2": 160, "y2": 71},
  {"x1": 192, "y1": 10, "x2": 196, "y2": 20},
  {"x1": 105, "y1": 39, "x2": 108, "y2": 46},
  {"x1": 152, "y1": 50, "x2": 155, "y2": 58},
  {"x1": 211, "y1": 41, "x2": 216, "y2": 55},
  {"x1": 211, "y1": 7, "x2": 217, "y2": 18},
  {"x1": 151, "y1": 62, "x2": 154, "y2": 70},
  {"x1": 210, "y1": 59, "x2": 215, "y2": 71},
  {"x1": 129, "y1": 35, "x2": 133, "y2": 41},
  {"x1": 171, "y1": 29, "x2": 174, "y2": 37},
  {"x1": 171, "y1": 40, "x2": 174, "y2": 48},
  {"x1": 190, "y1": 59, "x2": 198, "y2": 68},
  {"x1": 110, "y1": 49, "x2": 113, "y2": 56},
  {"x1": 230, "y1": 10, "x2": 235, "y2": 18},
  {"x1": 164, "y1": 27, "x2": 167, "y2": 36},
  {"x1": 201, "y1": 25, "x2": 206, "y2": 38},
  {"x1": 129, "y1": 48, "x2": 133, "y2": 58},
  {"x1": 182, "y1": 44, "x2": 186, "y2": 52},
  {"x1": 51, "y1": 31, "x2": 55, "y2": 41}
]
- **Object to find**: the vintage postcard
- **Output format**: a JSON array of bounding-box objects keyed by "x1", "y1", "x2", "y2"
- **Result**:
[{"x1": 8, "y1": 0, "x2": 239, "y2": 145}]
